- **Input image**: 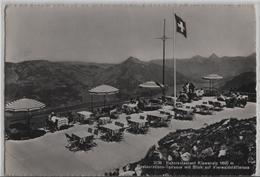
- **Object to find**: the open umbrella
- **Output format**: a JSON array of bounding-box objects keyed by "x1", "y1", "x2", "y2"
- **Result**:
[
  {"x1": 5, "y1": 98, "x2": 46, "y2": 131},
  {"x1": 89, "y1": 84, "x2": 119, "y2": 110},
  {"x1": 139, "y1": 81, "x2": 164, "y2": 89},
  {"x1": 139, "y1": 81, "x2": 164, "y2": 98},
  {"x1": 202, "y1": 74, "x2": 223, "y2": 95}
]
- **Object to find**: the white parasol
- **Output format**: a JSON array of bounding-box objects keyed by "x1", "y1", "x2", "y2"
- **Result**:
[
  {"x1": 89, "y1": 84, "x2": 119, "y2": 109},
  {"x1": 139, "y1": 81, "x2": 164, "y2": 97},
  {"x1": 5, "y1": 97, "x2": 46, "y2": 130},
  {"x1": 202, "y1": 74, "x2": 223, "y2": 95}
]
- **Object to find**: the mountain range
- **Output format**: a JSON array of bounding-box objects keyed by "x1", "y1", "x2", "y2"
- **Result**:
[
  {"x1": 151, "y1": 53, "x2": 256, "y2": 84},
  {"x1": 221, "y1": 71, "x2": 256, "y2": 93},
  {"x1": 5, "y1": 53, "x2": 256, "y2": 107}
]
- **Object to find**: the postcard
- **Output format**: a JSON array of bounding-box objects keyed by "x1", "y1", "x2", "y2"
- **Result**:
[{"x1": 3, "y1": 4, "x2": 257, "y2": 176}]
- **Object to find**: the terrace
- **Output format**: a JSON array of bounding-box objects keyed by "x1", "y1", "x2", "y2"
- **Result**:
[{"x1": 5, "y1": 96, "x2": 256, "y2": 176}]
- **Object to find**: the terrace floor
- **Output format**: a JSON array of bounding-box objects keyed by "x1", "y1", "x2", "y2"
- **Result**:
[{"x1": 5, "y1": 97, "x2": 256, "y2": 176}]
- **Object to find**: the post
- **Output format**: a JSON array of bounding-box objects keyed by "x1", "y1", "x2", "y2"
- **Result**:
[
  {"x1": 27, "y1": 109, "x2": 32, "y2": 135},
  {"x1": 209, "y1": 80, "x2": 211, "y2": 96},
  {"x1": 91, "y1": 94, "x2": 93, "y2": 112},
  {"x1": 162, "y1": 19, "x2": 166, "y2": 89},
  {"x1": 155, "y1": 19, "x2": 171, "y2": 100},
  {"x1": 173, "y1": 12, "x2": 177, "y2": 107},
  {"x1": 104, "y1": 95, "x2": 106, "y2": 107}
]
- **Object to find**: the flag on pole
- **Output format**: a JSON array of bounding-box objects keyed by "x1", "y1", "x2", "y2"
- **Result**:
[{"x1": 175, "y1": 14, "x2": 187, "y2": 38}]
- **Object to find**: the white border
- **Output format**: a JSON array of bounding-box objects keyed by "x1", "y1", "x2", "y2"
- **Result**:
[
  {"x1": 0, "y1": 1, "x2": 259, "y2": 176},
  {"x1": 255, "y1": 3, "x2": 259, "y2": 176}
]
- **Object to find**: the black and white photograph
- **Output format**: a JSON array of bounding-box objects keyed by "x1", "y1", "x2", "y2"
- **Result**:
[{"x1": 3, "y1": 4, "x2": 257, "y2": 176}]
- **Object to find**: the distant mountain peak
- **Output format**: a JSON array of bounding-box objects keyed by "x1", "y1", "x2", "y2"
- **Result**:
[
  {"x1": 124, "y1": 56, "x2": 142, "y2": 64},
  {"x1": 209, "y1": 53, "x2": 219, "y2": 59},
  {"x1": 248, "y1": 52, "x2": 256, "y2": 58}
]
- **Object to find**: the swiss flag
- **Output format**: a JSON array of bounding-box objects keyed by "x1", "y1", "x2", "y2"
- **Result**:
[{"x1": 175, "y1": 14, "x2": 187, "y2": 38}]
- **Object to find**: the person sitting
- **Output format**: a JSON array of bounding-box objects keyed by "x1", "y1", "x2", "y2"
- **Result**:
[
  {"x1": 189, "y1": 82, "x2": 195, "y2": 93},
  {"x1": 48, "y1": 112, "x2": 55, "y2": 121},
  {"x1": 178, "y1": 92, "x2": 189, "y2": 103},
  {"x1": 137, "y1": 99, "x2": 145, "y2": 111},
  {"x1": 183, "y1": 82, "x2": 189, "y2": 93},
  {"x1": 217, "y1": 94, "x2": 226, "y2": 101}
]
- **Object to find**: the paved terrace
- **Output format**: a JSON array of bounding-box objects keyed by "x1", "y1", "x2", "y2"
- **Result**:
[{"x1": 5, "y1": 98, "x2": 256, "y2": 176}]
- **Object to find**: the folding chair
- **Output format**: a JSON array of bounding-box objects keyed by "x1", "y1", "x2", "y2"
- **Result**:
[
  {"x1": 65, "y1": 133, "x2": 78, "y2": 151},
  {"x1": 140, "y1": 115, "x2": 145, "y2": 120},
  {"x1": 88, "y1": 128, "x2": 93, "y2": 133},
  {"x1": 65, "y1": 133, "x2": 73, "y2": 141},
  {"x1": 94, "y1": 129, "x2": 99, "y2": 136}
]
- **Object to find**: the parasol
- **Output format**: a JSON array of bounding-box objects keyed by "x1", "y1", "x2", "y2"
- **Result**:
[
  {"x1": 5, "y1": 98, "x2": 46, "y2": 131},
  {"x1": 89, "y1": 84, "x2": 119, "y2": 110},
  {"x1": 139, "y1": 81, "x2": 164, "y2": 89},
  {"x1": 6, "y1": 98, "x2": 45, "y2": 112},
  {"x1": 202, "y1": 74, "x2": 223, "y2": 95},
  {"x1": 139, "y1": 81, "x2": 164, "y2": 97}
]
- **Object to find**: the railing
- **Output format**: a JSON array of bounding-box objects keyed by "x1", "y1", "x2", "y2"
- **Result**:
[
  {"x1": 6, "y1": 99, "x2": 130, "y2": 119},
  {"x1": 5, "y1": 88, "x2": 256, "y2": 124},
  {"x1": 202, "y1": 87, "x2": 256, "y2": 102}
]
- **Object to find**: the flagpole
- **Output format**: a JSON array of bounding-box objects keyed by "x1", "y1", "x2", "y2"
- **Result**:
[
  {"x1": 155, "y1": 19, "x2": 170, "y2": 100},
  {"x1": 162, "y1": 19, "x2": 166, "y2": 98},
  {"x1": 173, "y1": 12, "x2": 177, "y2": 107}
]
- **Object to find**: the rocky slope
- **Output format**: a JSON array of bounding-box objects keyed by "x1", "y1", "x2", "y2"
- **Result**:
[{"x1": 108, "y1": 117, "x2": 256, "y2": 176}]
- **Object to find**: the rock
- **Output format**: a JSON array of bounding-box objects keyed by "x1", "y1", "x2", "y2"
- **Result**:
[
  {"x1": 110, "y1": 117, "x2": 256, "y2": 175},
  {"x1": 199, "y1": 147, "x2": 214, "y2": 159},
  {"x1": 171, "y1": 150, "x2": 180, "y2": 160},
  {"x1": 192, "y1": 145, "x2": 198, "y2": 153},
  {"x1": 135, "y1": 164, "x2": 142, "y2": 176},
  {"x1": 170, "y1": 143, "x2": 180, "y2": 150},
  {"x1": 168, "y1": 155, "x2": 173, "y2": 161},
  {"x1": 181, "y1": 152, "x2": 191, "y2": 162},
  {"x1": 218, "y1": 149, "x2": 227, "y2": 158}
]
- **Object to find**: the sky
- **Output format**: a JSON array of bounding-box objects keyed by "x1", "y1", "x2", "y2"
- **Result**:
[{"x1": 5, "y1": 5, "x2": 255, "y2": 63}]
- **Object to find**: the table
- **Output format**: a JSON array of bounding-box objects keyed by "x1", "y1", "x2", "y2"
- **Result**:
[
  {"x1": 122, "y1": 103, "x2": 138, "y2": 112},
  {"x1": 147, "y1": 111, "x2": 169, "y2": 120},
  {"x1": 161, "y1": 105, "x2": 173, "y2": 110},
  {"x1": 128, "y1": 117, "x2": 148, "y2": 127},
  {"x1": 50, "y1": 116, "x2": 68, "y2": 129},
  {"x1": 100, "y1": 123, "x2": 123, "y2": 132},
  {"x1": 146, "y1": 111, "x2": 170, "y2": 127},
  {"x1": 77, "y1": 111, "x2": 93, "y2": 118},
  {"x1": 158, "y1": 109, "x2": 175, "y2": 117},
  {"x1": 128, "y1": 116, "x2": 148, "y2": 133},
  {"x1": 98, "y1": 117, "x2": 110, "y2": 125},
  {"x1": 72, "y1": 131, "x2": 94, "y2": 143},
  {"x1": 174, "y1": 107, "x2": 194, "y2": 120},
  {"x1": 100, "y1": 123, "x2": 125, "y2": 137},
  {"x1": 143, "y1": 104, "x2": 161, "y2": 111},
  {"x1": 77, "y1": 111, "x2": 94, "y2": 123}
]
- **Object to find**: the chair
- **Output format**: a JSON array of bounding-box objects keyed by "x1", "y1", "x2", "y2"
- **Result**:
[
  {"x1": 94, "y1": 129, "x2": 99, "y2": 136},
  {"x1": 208, "y1": 101, "x2": 214, "y2": 105},
  {"x1": 65, "y1": 133, "x2": 79, "y2": 151},
  {"x1": 65, "y1": 133, "x2": 73, "y2": 140},
  {"x1": 126, "y1": 116, "x2": 131, "y2": 120},
  {"x1": 88, "y1": 128, "x2": 93, "y2": 133},
  {"x1": 115, "y1": 121, "x2": 124, "y2": 128}
]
